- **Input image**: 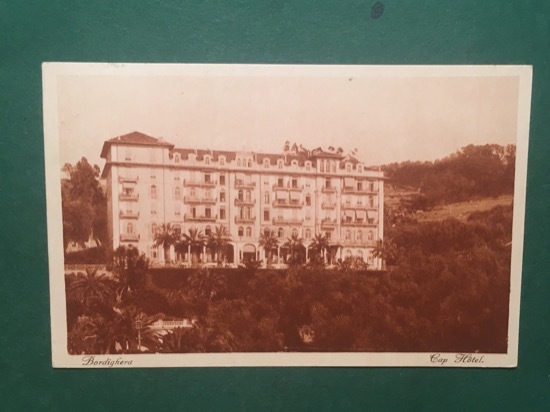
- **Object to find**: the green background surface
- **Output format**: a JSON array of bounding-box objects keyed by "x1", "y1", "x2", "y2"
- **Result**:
[{"x1": 1, "y1": 1, "x2": 549, "y2": 410}]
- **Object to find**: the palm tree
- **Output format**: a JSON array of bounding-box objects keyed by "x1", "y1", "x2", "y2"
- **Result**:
[
  {"x1": 153, "y1": 223, "x2": 177, "y2": 263},
  {"x1": 259, "y1": 230, "x2": 279, "y2": 267},
  {"x1": 68, "y1": 267, "x2": 114, "y2": 312},
  {"x1": 309, "y1": 233, "x2": 329, "y2": 264},
  {"x1": 183, "y1": 227, "x2": 206, "y2": 266},
  {"x1": 207, "y1": 225, "x2": 232, "y2": 266},
  {"x1": 282, "y1": 233, "x2": 304, "y2": 265}
]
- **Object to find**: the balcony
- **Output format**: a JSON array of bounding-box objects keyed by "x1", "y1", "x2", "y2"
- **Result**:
[
  {"x1": 272, "y1": 217, "x2": 304, "y2": 225},
  {"x1": 342, "y1": 187, "x2": 377, "y2": 195},
  {"x1": 272, "y1": 183, "x2": 304, "y2": 191},
  {"x1": 183, "y1": 179, "x2": 217, "y2": 188},
  {"x1": 234, "y1": 198, "x2": 256, "y2": 207},
  {"x1": 119, "y1": 210, "x2": 140, "y2": 219},
  {"x1": 341, "y1": 239, "x2": 378, "y2": 248},
  {"x1": 321, "y1": 186, "x2": 337, "y2": 193},
  {"x1": 341, "y1": 219, "x2": 377, "y2": 227},
  {"x1": 184, "y1": 196, "x2": 217, "y2": 204},
  {"x1": 119, "y1": 193, "x2": 139, "y2": 201},
  {"x1": 341, "y1": 203, "x2": 377, "y2": 210},
  {"x1": 320, "y1": 218, "x2": 336, "y2": 229},
  {"x1": 235, "y1": 179, "x2": 256, "y2": 189},
  {"x1": 118, "y1": 176, "x2": 139, "y2": 184},
  {"x1": 184, "y1": 213, "x2": 217, "y2": 222},
  {"x1": 321, "y1": 201, "x2": 337, "y2": 209},
  {"x1": 120, "y1": 233, "x2": 140, "y2": 242},
  {"x1": 235, "y1": 215, "x2": 256, "y2": 224},
  {"x1": 272, "y1": 200, "x2": 304, "y2": 208}
]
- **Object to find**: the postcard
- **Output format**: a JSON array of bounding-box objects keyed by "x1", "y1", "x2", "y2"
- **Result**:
[{"x1": 43, "y1": 63, "x2": 532, "y2": 367}]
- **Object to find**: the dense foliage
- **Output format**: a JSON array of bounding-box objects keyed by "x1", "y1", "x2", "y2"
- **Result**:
[
  {"x1": 66, "y1": 205, "x2": 511, "y2": 354},
  {"x1": 61, "y1": 157, "x2": 107, "y2": 250},
  {"x1": 383, "y1": 144, "x2": 515, "y2": 209}
]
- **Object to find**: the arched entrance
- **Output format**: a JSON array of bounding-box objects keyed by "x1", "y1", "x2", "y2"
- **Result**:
[{"x1": 242, "y1": 243, "x2": 256, "y2": 263}]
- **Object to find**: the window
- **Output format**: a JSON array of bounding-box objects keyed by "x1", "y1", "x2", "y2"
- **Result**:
[
  {"x1": 331, "y1": 162, "x2": 336, "y2": 173},
  {"x1": 320, "y1": 160, "x2": 325, "y2": 173},
  {"x1": 220, "y1": 208, "x2": 226, "y2": 220},
  {"x1": 292, "y1": 228, "x2": 298, "y2": 237},
  {"x1": 205, "y1": 225, "x2": 211, "y2": 236},
  {"x1": 357, "y1": 165, "x2": 362, "y2": 173},
  {"x1": 368, "y1": 231, "x2": 374, "y2": 241},
  {"x1": 292, "y1": 160, "x2": 298, "y2": 167},
  {"x1": 264, "y1": 159, "x2": 269, "y2": 168},
  {"x1": 245, "y1": 190, "x2": 251, "y2": 202},
  {"x1": 264, "y1": 191, "x2": 269, "y2": 203},
  {"x1": 205, "y1": 208, "x2": 211, "y2": 218},
  {"x1": 191, "y1": 207, "x2": 196, "y2": 218},
  {"x1": 151, "y1": 223, "x2": 157, "y2": 235},
  {"x1": 325, "y1": 178, "x2": 331, "y2": 189},
  {"x1": 369, "y1": 181, "x2": 374, "y2": 192},
  {"x1": 174, "y1": 170, "x2": 180, "y2": 181},
  {"x1": 190, "y1": 187, "x2": 196, "y2": 197},
  {"x1": 205, "y1": 189, "x2": 212, "y2": 199},
  {"x1": 247, "y1": 160, "x2": 252, "y2": 168},
  {"x1": 278, "y1": 178, "x2": 284, "y2": 187},
  {"x1": 204, "y1": 173, "x2": 211, "y2": 183},
  {"x1": 174, "y1": 154, "x2": 180, "y2": 163},
  {"x1": 369, "y1": 196, "x2": 374, "y2": 207},
  {"x1": 151, "y1": 203, "x2": 157, "y2": 216},
  {"x1": 346, "y1": 163, "x2": 352, "y2": 172},
  {"x1": 220, "y1": 190, "x2": 226, "y2": 202},
  {"x1": 205, "y1": 156, "x2": 210, "y2": 165},
  {"x1": 278, "y1": 227, "x2": 284, "y2": 238},
  {"x1": 305, "y1": 229, "x2": 311, "y2": 239},
  {"x1": 264, "y1": 209, "x2": 270, "y2": 221},
  {"x1": 125, "y1": 149, "x2": 131, "y2": 161},
  {"x1": 126, "y1": 222, "x2": 134, "y2": 234},
  {"x1": 305, "y1": 162, "x2": 311, "y2": 171},
  {"x1": 278, "y1": 160, "x2": 283, "y2": 169},
  {"x1": 357, "y1": 231, "x2": 363, "y2": 242},
  {"x1": 325, "y1": 231, "x2": 331, "y2": 240},
  {"x1": 151, "y1": 246, "x2": 158, "y2": 259},
  {"x1": 174, "y1": 186, "x2": 181, "y2": 200},
  {"x1": 220, "y1": 175, "x2": 225, "y2": 185},
  {"x1": 357, "y1": 181, "x2": 363, "y2": 191},
  {"x1": 238, "y1": 226, "x2": 244, "y2": 237},
  {"x1": 245, "y1": 206, "x2": 251, "y2": 219},
  {"x1": 175, "y1": 203, "x2": 181, "y2": 216},
  {"x1": 292, "y1": 178, "x2": 298, "y2": 188},
  {"x1": 238, "y1": 189, "x2": 244, "y2": 201},
  {"x1": 345, "y1": 230, "x2": 351, "y2": 240},
  {"x1": 305, "y1": 194, "x2": 311, "y2": 206},
  {"x1": 151, "y1": 185, "x2": 157, "y2": 199},
  {"x1": 237, "y1": 159, "x2": 242, "y2": 167},
  {"x1": 246, "y1": 227, "x2": 252, "y2": 237}
]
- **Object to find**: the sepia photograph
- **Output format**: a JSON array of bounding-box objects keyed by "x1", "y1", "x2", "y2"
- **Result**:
[{"x1": 42, "y1": 63, "x2": 531, "y2": 368}]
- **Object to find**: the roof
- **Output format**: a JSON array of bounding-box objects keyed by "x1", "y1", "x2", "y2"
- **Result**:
[{"x1": 100, "y1": 131, "x2": 174, "y2": 158}]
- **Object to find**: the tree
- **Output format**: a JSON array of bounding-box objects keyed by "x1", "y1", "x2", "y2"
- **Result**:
[
  {"x1": 283, "y1": 233, "x2": 305, "y2": 265},
  {"x1": 111, "y1": 245, "x2": 149, "y2": 294},
  {"x1": 259, "y1": 230, "x2": 279, "y2": 267},
  {"x1": 153, "y1": 223, "x2": 177, "y2": 263},
  {"x1": 67, "y1": 267, "x2": 114, "y2": 313},
  {"x1": 183, "y1": 227, "x2": 206, "y2": 266},
  {"x1": 309, "y1": 233, "x2": 329, "y2": 264},
  {"x1": 207, "y1": 225, "x2": 232, "y2": 266},
  {"x1": 61, "y1": 157, "x2": 107, "y2": 250}
]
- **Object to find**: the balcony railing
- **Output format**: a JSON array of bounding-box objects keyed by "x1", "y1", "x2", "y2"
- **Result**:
[
  {"x1": 342, "y1": 186, "x2": 377, "y2": 194},
  {"x1": 119, "y1": 193, "x2": 139, "y2": 201},
  {"x1": 320, "y1": 218, "x2": 336, "y2": 229},
  {"x1": 321, "y1": 186, "x2": 337, "y2": 193},
  {"x1": 184, "y1": 196, "x2": 217, "y2": 204},
  {"x1": 321, "y1": 201, "x2": 337, "y2": 209},
  {"x1": 118, "y1": 176, "x2": 139, "y2": 184},
  {"x1": 341, "y1": 203, "x2": 377, "y2": 210},
  {"x1": 235, "y1": 215, "x2": 256, "y2": 224},
  {"x1": 119, "y1": 210, "x2": 140, "y2": 219},
  {"x1": 120, "y1": 233, "x2": 140, "y2": 242},
  {"x1": 183, "y1": 179, "x2": 217, "y2": 187},
  {"x1": 341, "y1": 240, "x2": 378, "y2": 248},
  {"x1": 272, "y1": 217, "x2": 304, "y2": 225},
  {"x1": 235, "y1": 180, "x2": 256, "y2": 189},
  {"x1": 341, "y1": 219, "x2": 377, "y2": 227},
  {"x1": 234, "y1": 198, "x2": 256, "y2": 207},
  {"x1": 272, "y1": 183, "x2": 304, "y2": 191},
  {"x1": 184, "y1": 213, "x2": 217, "y2": 222},
  {"x1": 272, "y1": 200, "x2": 303, "y2": 208}
]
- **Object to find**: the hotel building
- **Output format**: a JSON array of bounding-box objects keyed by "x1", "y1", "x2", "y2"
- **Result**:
[{"x1": 100, "y1": 132, "x2": 384, "y2": 269}]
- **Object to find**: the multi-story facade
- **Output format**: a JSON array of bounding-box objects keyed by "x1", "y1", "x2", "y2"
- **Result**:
[{"x1": 100, "y1": 132, "x2": 384, "y2": 269}]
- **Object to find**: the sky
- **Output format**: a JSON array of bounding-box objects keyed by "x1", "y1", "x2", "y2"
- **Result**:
[{"x1": 56, "y1": 66, "x2": 521, "y2": 170}]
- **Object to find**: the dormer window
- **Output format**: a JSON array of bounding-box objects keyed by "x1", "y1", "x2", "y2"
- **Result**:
[
  {"x1": 357, "y1": 164, "x2": 362, "y2": 173},
  {"x1": 219, "y1": 156, "x2": 225, "y2": 166},
  {"x1": 291, "y1": 160, "x2": 298, "y2": 167},
  {"x1": 204, "y1": 155, "x2": 211, "y2": 165},
  {"x1": 346, "y1": 163, "x2": 352, "y2": 172},
  {"x1": 247, "y1": 159, "x2": 252, "y2": 168},
  {"x1": 174, "y1": 154, "x2": 180, "y2": 163},
  {"x1": 237, "y1": 159, "x2": 242, "y2": 167},
  {"x1": 263, "y1": 159, "x2": 269, "y2": 168},
  {"x1": 278, "y1": 159, "x2": 283, "y2": 169},
  {"x1": 305, "y1": 161, "x2": 311, "y2": 171}
]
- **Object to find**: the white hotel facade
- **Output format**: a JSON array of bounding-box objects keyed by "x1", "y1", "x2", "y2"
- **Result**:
[{"x1": 100, "y1": 132, "x2": 384, "y2": 269}]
